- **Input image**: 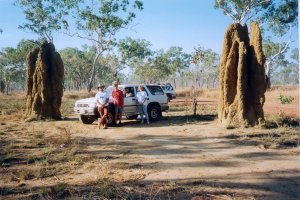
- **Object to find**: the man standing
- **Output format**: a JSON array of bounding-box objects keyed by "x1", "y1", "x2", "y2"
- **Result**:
[
  {"x1": 136, "y1": 85, "x2": 150, "y2": 124},
  {"x1": 95, "y1": 84, "x2": 109, "y2": 129},
  {"x1": 112, "y1": 82, "x2": 124, "y2": 125}
]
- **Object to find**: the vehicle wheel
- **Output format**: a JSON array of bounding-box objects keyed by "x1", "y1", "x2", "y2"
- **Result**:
[
  {"x1": 167, "y1": 94, "x2": 172, "y2": 102},
  {"x1": 107, "y1": 104, "x2": 116, "y2": 126},
  {"x1": 79, "y1": 115, "x2": 95, "y2": 124},
  {"x1": 125, "y1": 115, "x2": 139, "y2": 120},
  {"x1": 106, "y1": 112, "x2": 115, "y2": 125},
  {"x1": 148, "y1": 105, "x2": 162, "y2": 121}
]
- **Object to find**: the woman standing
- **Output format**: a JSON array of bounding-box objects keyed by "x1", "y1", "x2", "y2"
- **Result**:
[{"x1": 136, "y1": 85, "x2": 150, "y2": 124}]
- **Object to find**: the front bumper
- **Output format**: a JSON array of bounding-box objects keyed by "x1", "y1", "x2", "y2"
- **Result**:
[
  {"x1": 74, "y1": 107, "x2": 96, "y2": 115},
  {"x1": 161, "y1": 104, "x2": 169, "y2": 112}
]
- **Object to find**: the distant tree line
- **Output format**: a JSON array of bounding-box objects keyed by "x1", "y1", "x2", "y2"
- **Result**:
[
  {"x1": 1, "y1": 37, "x2": 298, "y2": 94},
  {"x1": 0, "y1": 0, "x2": 298, "y2": 94}
]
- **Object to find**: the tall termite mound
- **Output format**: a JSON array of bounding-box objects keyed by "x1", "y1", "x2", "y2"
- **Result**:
[
  {"x1": 25, "y1": 41, "x2": 64, "y2": 120},
  {"x1": 218, "y1": 22, "x2": 266, "y2": 127}
]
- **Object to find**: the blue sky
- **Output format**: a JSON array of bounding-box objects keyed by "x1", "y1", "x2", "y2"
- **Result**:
[{"x1": 0, "y1": 0, "x2": 298, "y2": 55}]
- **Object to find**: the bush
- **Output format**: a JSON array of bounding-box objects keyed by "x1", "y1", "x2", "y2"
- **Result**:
[
  {"x1": 275, "y1": 112, "x2": 299, "y2": 127},
  {"x1": 278, "y1": 94, "x2": 294, "y2": 104}
]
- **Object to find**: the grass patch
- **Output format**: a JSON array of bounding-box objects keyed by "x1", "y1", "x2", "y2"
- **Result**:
[
  {"x1": 37, "y1": 183, "x2": 70, "y2": 199},
  {"x1": 17, "y1": 169, "x2": 36, "y2": 181},
  {"x1": 0, "y1": 94, "x2": 25, "y2": 115},
  {"x1": 266, "y1": 112, "x2": 299, "y2": 128},
  {"x1": 225, "y1": 131, "x2": 300, "y2": 149},
  {"x1": 0, "y1": 152, "x2": 18, "y2": 164},
  {"x1": 95, "y1": 178, "x2": 132, "y2": 199}
]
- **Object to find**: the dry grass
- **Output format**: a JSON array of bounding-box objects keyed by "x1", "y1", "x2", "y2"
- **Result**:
[
  {"x1": 176, "y1": 85, "x2": 299, "y2": 105},
  {"x1": 176, "y1": 87, "x2": 219, "y2": 99},
  {"x1": 0, "y1": 91, "x2": 82, "y2": 120},
  {"x1": 265, "y1": 85, "x2": 299, "y2": 104}
]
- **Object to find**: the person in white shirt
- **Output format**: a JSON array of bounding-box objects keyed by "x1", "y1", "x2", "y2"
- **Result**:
[
  {"x1": 95, "y1": 84, "x2": 109, "y2": 129},
  {"x1": 136, "y1": 85, "x2": 149, "y2": 124}
]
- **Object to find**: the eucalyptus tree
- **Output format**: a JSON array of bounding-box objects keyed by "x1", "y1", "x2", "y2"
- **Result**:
[
  {"x1": 15, "y1": 0, "x2": 78, "y2": 42},
  {"x1": 0, "y1": 39, "x2": 37, "y2": 94},
  {"x1": 214, "y1": 0, "x2": 272, "y2": 24},
  {"x1": 261, "y1": 0, "x2": 298, "y2": 87},
  {"x1": 64, "y1": 0, "x2": 144, "y2": 92},
  {"x1": 191, "y1": 46, "x2": 220, "y2": 88},
  {"x1": 59, "y1": 47, "x2": 91, "y2": 90},
  {"x1": 117, "y1": 37, "x2": 153, "y2": 82},
  {"x1": 165, "y1": 46, "x2": 191, "y2": 89},
  {"x1": 118, "y1": 37, "x2": 153, "y2": 67},
  {"x1": 16, "y1": 0, "x2": 143, "y2": 92},
  {"x1": 273, "y1": 48, "x2": 299, "y2": 85}
]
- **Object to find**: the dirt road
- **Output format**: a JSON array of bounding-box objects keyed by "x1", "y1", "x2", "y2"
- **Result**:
[{"x1": 1, "y1": 110, "x2": 299, "y2": 199}]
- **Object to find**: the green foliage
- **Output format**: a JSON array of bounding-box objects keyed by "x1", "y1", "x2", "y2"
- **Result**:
[
  {"x1": 278, "y1": 94, "x2": 294, "y2": 104},
  {"x1": 15, "y1": 0, "x2": 79, "y2": 41},
  {"x1": 60, "y1": 46, "x2": 117, "y2": 90},
  {"x1": 291, "y1": 48, "x2": 299, "y2": 62},
  {"x1": 118, "y1": 37, "x2": 153, "y2": 65},
  {"x1": 72, "y1": 0, "x2": 143, "y2": 90},
  {"x1": 261, "y1": 0, "x2": 298, "y2": 36},
  {"x1": 127, "y1": 45, "x2": 191, "y2": 84},
  {"x1": 76, "y1": 0, "x2": 143, "y2": 36},
  {"x1": 214, "y1": 0, "x2": 272, "y2": 24},
  {"x1": 16, "y1": 0, "x2": 143, "y2": 91},
  {"x1": 270, "y1": 47, "x2": 299, "y2": 85},
  {"x1": 215, "y1": 0, "x2": 298, "y2": 35},
  {"x1": 0, "y1": 39, "x2": 38, "y2": 93},
  {"x1": 191, "y1": 46, "x2": 220, "y2": 88},
  {"x1": 60, "y1": 47, "x2": 91, "y2": 90},
  {"x1": 263, "y1": 39, "x2": 287, "y2": 60},
  {"x1": 165, "y1": 46, "x2": 191, "y2": 77}
]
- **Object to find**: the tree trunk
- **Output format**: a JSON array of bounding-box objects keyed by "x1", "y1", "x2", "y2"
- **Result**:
[
  {"x1": 265, "y1": 62, "x2": 271, "y2": 89},
  {"x1": 193, "y1": 97, "x2": 197, "y2": 116},
  {"x1": 0, "y1": 80, "x2": 5, "y2": 93},
  {"x1": 6, "y1": 82, "x2": 9, "y2": 95},
  {"x1": 206, "y1": 78, "x2": 209, "y2": 89},
  {"x1": 173, "y1": 77, "x2": 176, "y2": 89},
  {"x1": 87, "y1": 52, "x2": 101, "y2": 93}
]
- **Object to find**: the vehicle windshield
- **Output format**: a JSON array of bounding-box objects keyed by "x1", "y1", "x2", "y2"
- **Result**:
[{"x1": 106, "y1": 86, "x2": 124, "y2": 95}]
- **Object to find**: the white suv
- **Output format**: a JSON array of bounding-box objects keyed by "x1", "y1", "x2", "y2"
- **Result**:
[{"x1": 74, "y1": 84, "x2": 169, "y2": 125}]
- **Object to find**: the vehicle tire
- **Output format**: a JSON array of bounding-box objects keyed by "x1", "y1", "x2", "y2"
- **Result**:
[
  {"x1": 106, "y1": 112, "x2": 115, "y2": 125},
  {"x1": 79, "y1": 115, "x2": 95, "y2": 124},
  {"x1": 107, "y1": 104, "x2": 116, "y2": 126},
  {"x1": 147, "y1": 104, "x2": 162, "y2": 121},
  {"x1": 125, "y1": 115, "x2": 139, "y2": 120},
  {"x1": 166, "y1": 93, "x2": 172, "y2": 102}
]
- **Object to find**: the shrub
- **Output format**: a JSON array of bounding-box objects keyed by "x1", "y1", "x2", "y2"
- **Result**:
[{"x1": 278, "y1": 94, "x2": 294, "y2": 104}]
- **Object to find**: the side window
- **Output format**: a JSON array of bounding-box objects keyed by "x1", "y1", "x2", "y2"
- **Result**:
[
  {"x1": 146, "y1": 85, "x2": 164, "y2": 95},
  {"x1": 134, "y1": 86, "x2": 148, "y2": 96},
  {"x1": 165, "y1": 84, "x2": 173, "y2": 91},
  {"x1": 124, "y1": 87, "x2": 135, "y2": 98}
]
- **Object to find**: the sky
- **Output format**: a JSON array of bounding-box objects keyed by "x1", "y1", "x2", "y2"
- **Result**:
[{"x1": 0, "y1": 0, "x2": 298, "y2": 55}]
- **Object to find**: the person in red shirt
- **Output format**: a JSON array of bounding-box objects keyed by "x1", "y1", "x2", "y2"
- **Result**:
[{"x1": 112, "y1": 82, "x2": 124, "y2": 125}]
